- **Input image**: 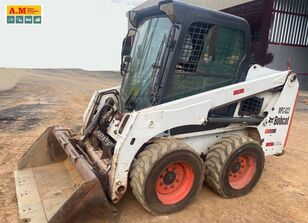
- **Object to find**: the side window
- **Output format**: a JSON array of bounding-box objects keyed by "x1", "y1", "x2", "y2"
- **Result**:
[{"x1": 164, "y1": 22, "x2": 245, "y2": 102}]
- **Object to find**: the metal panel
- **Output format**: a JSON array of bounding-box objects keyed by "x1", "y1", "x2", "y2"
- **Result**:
[
  {"x1": 298, "y1": 16, "x2": 303, "y2": 45},
  {"x1": 285, "y1": 11, "x2": 291, "y2": 44},
  {"x1": 280, "y1": 13, "x2": 286, "y2": 43},
  {"x1": 306, "y1": 19, "x2": 308, "y2": 45},
  {"x1": 270, "y1": 0, "x2": 308, "y2": 47},
  {"x1": 271, "y1": 12, "x2": 277, "y2": 41}
]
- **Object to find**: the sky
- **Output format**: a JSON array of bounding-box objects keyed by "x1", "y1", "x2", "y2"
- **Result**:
[
  {"x1": 0, "y1": 0, "x2": 147, "y2": 71},
  {"x1": 111, "y1": 0, "x2": 145, "y2": 9}
]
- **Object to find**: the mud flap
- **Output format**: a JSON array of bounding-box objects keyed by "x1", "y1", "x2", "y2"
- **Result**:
[{"x1": 14, "y1": 126, "x2": 118, "y2": 223}]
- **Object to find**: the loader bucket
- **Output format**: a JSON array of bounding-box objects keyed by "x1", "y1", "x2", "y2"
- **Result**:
[{"x1": 14, "y1": 126, "x2": 118, "y2": 223}]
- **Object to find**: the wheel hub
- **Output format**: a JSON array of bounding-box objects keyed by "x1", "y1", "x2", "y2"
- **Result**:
[
  {"x1": 231, "y1": 162, "x2": 241, "y2": 173},
  {"x1": 163, "y1": 171, "x2": 176, "y2": 185}
]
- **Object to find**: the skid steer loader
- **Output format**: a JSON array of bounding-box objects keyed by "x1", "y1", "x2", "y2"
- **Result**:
[{"x1": 14, "y1": 1, "x2": 299, "y2": 222}]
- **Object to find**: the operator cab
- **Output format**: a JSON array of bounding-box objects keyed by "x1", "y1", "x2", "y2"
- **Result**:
[{"x1": 120, "y1": 0, "x2": 251, "y2": 114}]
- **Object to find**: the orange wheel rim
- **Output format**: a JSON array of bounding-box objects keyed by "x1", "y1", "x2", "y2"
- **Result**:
[
  {"x1": 228, "y1": 154, "x2": 257, "y2": 190},
  {"x1": 156, "y1": 162, "x2": 194, "y2": 205}
]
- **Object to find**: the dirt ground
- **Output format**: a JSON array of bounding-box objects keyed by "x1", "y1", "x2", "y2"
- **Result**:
[
  {"x1": 0, "y1": 69, "x2": 308, "y2": 223},
  {"x1": 0, "y1": 70, "x2": 24, "y2": 91}
]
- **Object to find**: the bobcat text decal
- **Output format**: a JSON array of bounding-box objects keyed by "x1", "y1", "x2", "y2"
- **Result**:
[{"x1": 268, "y1": 107, "x2": 291, "y2": 126}]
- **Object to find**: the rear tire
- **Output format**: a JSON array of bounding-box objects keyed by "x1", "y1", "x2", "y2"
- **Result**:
[
  {"x1": 130, "y1": 139, "x2": 204, "y2": 215},
  {"x1": 204, "y1": 135, "x2": 264, "y2": 198}
]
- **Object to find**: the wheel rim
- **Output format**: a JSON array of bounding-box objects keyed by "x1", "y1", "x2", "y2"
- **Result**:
[
  {"x1": 156, "y1": 161, "x2": 195, "y2": 205},
  {"x1": 228, "y1": 154, "x2": 256, "y2": 190}
]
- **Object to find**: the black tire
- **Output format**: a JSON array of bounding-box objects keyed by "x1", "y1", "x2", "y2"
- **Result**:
[
  {"x1": 130, "y1": 139, "x2": 204, "y2": 215},
  {"x1": 204, "y1": 135, "x2": 264, "y2": 198}
]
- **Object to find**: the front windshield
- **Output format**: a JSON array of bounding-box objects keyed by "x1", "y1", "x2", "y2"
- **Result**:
[{"x1": 120, "y1": 17, "x2": 172, "y2": 112}]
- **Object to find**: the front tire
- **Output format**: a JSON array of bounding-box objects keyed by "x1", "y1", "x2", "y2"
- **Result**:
[
  {"x1": 204, "y1": 135, "x2": 264, "y2": 198},
  {"x1": 130, "y1": 139, "x2": 204, "y2": 215}
]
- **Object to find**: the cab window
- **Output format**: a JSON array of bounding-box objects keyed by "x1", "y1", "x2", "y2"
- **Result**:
[{"x1": 164, "y1": 22, "x2": 245, "y2": 102}]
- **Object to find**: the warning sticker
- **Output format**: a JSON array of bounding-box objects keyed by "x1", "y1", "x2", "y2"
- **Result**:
[{"x1": 6, "y1": 5, "x2": 42, "y2": 24}]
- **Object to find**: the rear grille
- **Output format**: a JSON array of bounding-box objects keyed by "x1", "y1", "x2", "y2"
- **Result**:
[{"x1": 238, "y1": 97, "x2": 264, "y2": 116}]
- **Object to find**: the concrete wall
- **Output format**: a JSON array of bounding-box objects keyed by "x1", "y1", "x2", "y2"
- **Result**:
[
  {"x1": 267, "y1": 44, "x2": 308, "y2": 74},
  {"x1": 267, "y1": 44, "x2": 308, "y2": 90}
]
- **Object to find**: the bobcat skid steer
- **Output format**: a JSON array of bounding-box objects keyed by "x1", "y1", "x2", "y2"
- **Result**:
[{"x1": 14, "y1": 1, "x2": 299, "y2": 222}]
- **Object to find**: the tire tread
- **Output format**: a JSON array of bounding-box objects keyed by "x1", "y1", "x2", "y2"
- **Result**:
[
  {"x1": 204, "y1": 135, "x2": 257, "y2": 197},
  {"x1": 130, "y1": 138, "x2": 201, "y2": 214}
]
